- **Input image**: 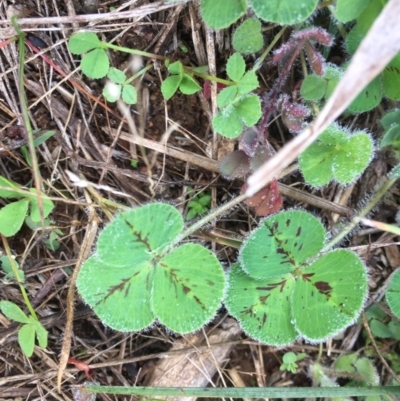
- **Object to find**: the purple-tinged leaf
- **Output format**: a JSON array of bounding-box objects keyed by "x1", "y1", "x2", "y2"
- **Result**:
[
  {"x1": 243, "y1": 179, "x2": 283, "y2": 216},
  {"x1": 240, "y1": 126, "x2": 259, "y2": 157},
  {"x1": 292, "y1": 27, "x2": 334, "y2": 46},
  {"x1": 219, "y1": 150, "x2": 250, "y2": 179},
  {"x1": 304, "y1": 42, "x2": 325, "y2": 76},
  {"x1": 250, "y1": 146, "x2": 273, "y2": 172}
]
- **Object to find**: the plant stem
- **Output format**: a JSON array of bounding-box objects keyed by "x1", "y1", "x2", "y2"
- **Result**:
[
  {"x1": 253, "y1": 26, "x2": 286, "y2": 72},
  {"x1": 162, "y1": 193, "x2": 248, "y2": 254},
  {"x1": 187, "y1": 69, "x2": 235, "y2": 86},
  {"x1": 102, "y1": 41, "x2": 165, "y2": 60},
  {"x1": 0, "y1": 234, "x2": 38, "y2": 321},
  {"x1": 124, "y1": 64, "x2": 153, "y2": 85},
  {"x1": 322, "y1": 174, "x2": 399, "y2": 252},
  {"x1": 80, "y1": 384, "x2": 400, "y2": 398}
]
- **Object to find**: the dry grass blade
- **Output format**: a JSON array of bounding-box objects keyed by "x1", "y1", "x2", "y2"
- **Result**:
[{"x1": 246, "y1": 0, "x2": 400, "y2": 196}]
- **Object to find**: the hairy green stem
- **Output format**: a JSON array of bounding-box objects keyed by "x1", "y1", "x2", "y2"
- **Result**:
[
  {"x1": 253, "y1": 26, "x2": 286, "y2": 72},
  {"x1": 79, "y1": 384, "x2": 400, "y2": 398},
  {"x1": 322, "y1": 174, "x2": 399, "y2": 252},
  {"x1": 162, "y1": 193, "x2": 247, "y2": 255}
]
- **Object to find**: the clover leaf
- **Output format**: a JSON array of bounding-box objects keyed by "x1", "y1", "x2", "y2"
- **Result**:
[
  {"x1": 76, "y1": 203, "x2": 225, "y2": 334},
  {"x1": 225, "y1": 210, "x2": 368, "y2": 346},
  {"x1": 212, "y1": 53, "x2": 261, "y2": 138},
  {"x1": 386, "y1": 269, "x2": 400, "y2": 319},
  {"x1": 298, "y1": 124, "x2": 373, "y2": 187}
]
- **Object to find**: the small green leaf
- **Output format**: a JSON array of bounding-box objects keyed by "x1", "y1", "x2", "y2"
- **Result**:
[
  {"x1": 237, "y1": 71, "x2": 259, "y2": 95},
  {"x1": 226, "y1": 53, "x2": 246, "y2": 82},
  {"x1": 380, "y1": 125, "x2": 400, "y2": 149},
  {"x1": 0, "y1": 256, "x2": 25, "y2": 282},
  {"x1": 68, "y1": 32, "x2": 100, "y2": 54},
  {"x1": 300, "y1": 74, "x2": 327, "y2": 101},
  {"x1": 234, "y1": 94, "x2": 261, "y2": 126},
  {"x1": 0, "y1": 199, "x2": 29, "y2": 236},
  {"x1": 233, "y1": 18, "x2": 264, "y2": 54},
  {"x1": 81, "y1": 48, "x2": 109, "y2": 79},
  {"x1": 380, "y1": 110, "x2": 400, "y2": 130},
  {"x1": 122, "y1": 85, "x2": 137, "y2": 104},
  {"x1": 212, "y1": 109, "x2": 243, "y2": 138},
  {"x1": 386, "y1": 269, "x2": 400, "y2": 319},
  {"x1": 355, "y1": 358, "x2": 379, "y2": 386},
  {"x1": 250, "y1": 0, "x2": 318, "y2": 24},
  {"x1": 18, "y1": 323, "x2": 36, "y2": 357},
  {"x1": 200, "y1": 0, "x2": 246, "y2": 29},
  {"x1": 383, "y1": 55, "x2": 400, "y2": 101},
  {"x1": 179, "y1": 75, "x2": 201, "y2": 95},
  {"x1": 345, "y1": 26, "x2": 363, "y2": 55},
  {"x1": 0, "y1": 300, "x2": 30, "y2": 324},
  {"x1": 0, "y1": 176, "x2": 24, "y2": 199},
  {"x1": 335, "y1": 0, "x2": 372, "y2": 22},
  {"x1": 348, "y1": 75, "x2": 382, "y2": 113},
  {"x1": 107, "y1": 67, "x2": 126, "y2": 84},
  {"x1": 168, "y1": 61, "x2": 184, "y2": 76},
  {"x1": 161, "y1": 75, "x2": 182, "y2": 100},
  {"x1": 30, "y1": 318, "x2": 48, "y2": 348},
  {"x1": 27, "y1": 189, "x2": 55, "y2": 221},
  {"x1": 103, "y1": 82, "x2": 122, "y2": 102},
  {"x1": 217, "y1": 86, "x2": 238, "y2": 108},
  {"x1": 335, "y1": 352, "x2": 358, "y2": 372},
  {"x1": 33, "y1": 130, "x2": 56, "y2": 147}
]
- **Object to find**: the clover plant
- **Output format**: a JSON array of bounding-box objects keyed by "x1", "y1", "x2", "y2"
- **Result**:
[
  {"x1": 76, "y1": 203, "x2": 225, "y2": 333},
  {"x1": 298, "y1": 124, "x2": 374, "y2": 187},
  {"x1": 0, "y1": 175, "x2": 55, "y2": 237},
  {"x1": 225, "y1": 210, "x2": 368, "y2": 346},
  {"x1": 212, "y1": 53, "x2": 261, "y2": 138}
]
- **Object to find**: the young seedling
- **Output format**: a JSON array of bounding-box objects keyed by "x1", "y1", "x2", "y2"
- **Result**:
[
  {"x1": 161, "y1": 60, "x2": 201, "y2": 100},
  {"x1": 0, "y1": 176, "x2": 54, "y2": 237},
  {"x1": 280, "y1": 352, "x2": 306, "y2": 374},
  {"x1": 0, "y1": 256, "x2": 25, "y2": 283},
  {"x1": 76, "y1": 203, "x2": 225, "y2": 334},
  {"x1": 0, "y1": 300, "x2": 48, "y2": 357},
  {"x1": 185, "y1": 188, "x2": 211, "y2": 220},
  {"x1": 225, "y1": 210, "x2": 368, "y2": 346}
]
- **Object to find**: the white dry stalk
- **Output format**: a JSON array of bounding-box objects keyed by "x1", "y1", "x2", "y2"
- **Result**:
[{"x1": 246, "y1": 0, "x2": 400, "y2": 196}]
